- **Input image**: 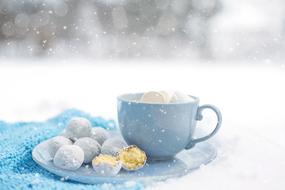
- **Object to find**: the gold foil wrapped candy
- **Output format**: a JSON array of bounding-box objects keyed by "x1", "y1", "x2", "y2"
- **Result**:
[
  {"x1": 92, "y1": 154, "x2": 122, "y2": 176},
  {"x1": 118, "y1": 145, "x2": 147, "y2": 171}
]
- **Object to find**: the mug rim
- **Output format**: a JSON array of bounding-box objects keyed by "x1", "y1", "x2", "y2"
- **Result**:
[{"x1": 117, "y1": 92, "x2": 199, "y2": 105}]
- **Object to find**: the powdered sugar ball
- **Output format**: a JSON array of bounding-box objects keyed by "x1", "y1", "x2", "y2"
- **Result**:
[
  {"x1": 74, "y1": 137, "x2": 101, "y2": 164},
  {"x1": 101, "y1": 137, "x2": 127, "y2": 156},
  {"x1": 53, "y1": 145, "x2": 84, "y2": 170},
  {"x1": 90, "y1": 127, "x2": 110, "y2": 145},
  {"x1": 48, "y1": 136, "x2": 73, "y2": 159},
  {"x1": 62, "y1": 117, "x2": 92, "y2": 141}
]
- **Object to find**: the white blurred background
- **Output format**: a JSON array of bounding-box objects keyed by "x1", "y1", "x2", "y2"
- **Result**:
[
  {"x1": 0, "y1": 0, "x2": 285, "y2": 61},
  {"x1": 0, "y1": 1, "x2": 284, "y2": 190}
]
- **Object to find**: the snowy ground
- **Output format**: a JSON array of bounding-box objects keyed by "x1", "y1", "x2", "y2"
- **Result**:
[{"x1": 0, "y1": 58, "x2": 284, "y2": 190}]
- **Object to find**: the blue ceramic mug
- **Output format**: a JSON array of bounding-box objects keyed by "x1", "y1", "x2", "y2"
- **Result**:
[{"x1": 117, "y1": 93, "x2": 222, "y2": 160}]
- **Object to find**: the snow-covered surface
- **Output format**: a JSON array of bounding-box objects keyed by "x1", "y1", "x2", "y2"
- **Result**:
[{"x1": 0, "y1": 58, "x2": 284, "y2": 189}]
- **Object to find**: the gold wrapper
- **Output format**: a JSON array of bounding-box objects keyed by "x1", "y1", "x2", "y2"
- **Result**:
[
  {"x1": 92, "y1": 154, "x2": 122, "y2": 176},
  {"x1": 92, "y1": 154, "x2": 119, "y2": 167},
  {"x1": 118, "y1": 145, "x2": 147, "y2": 171}
]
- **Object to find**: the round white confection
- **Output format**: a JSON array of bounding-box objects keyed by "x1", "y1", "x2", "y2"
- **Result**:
[
  {"x1": 62, "y1": 117, "x2": 92, "y2": 141},
  {"x1": 140, "y1": 91, "x2": 167, "y2": 103},
  {"x1": 170, "y1": 91, "x2": 193, "y2": 103},
  {"x1": 92, "y1": 162, "x2": 122, "y2": 176},
  {"x1": 48, "y1": 136, "x2": 73, "y2": 159},
  {"x1": 53, "y1": 145, "x2": 84, "y2": 170},
  {"x1": 101, "y1": 138, "x2": 127, "y2": 156},
  {"x1": 89, "y1": 127, "x2": 110, "y2": 145},
  {"x1": 74, "y1": 137, "x2": 101, "y2": 164},
  {"x1": 159, "y1": 91, "x2": 175, "y2": 103}
]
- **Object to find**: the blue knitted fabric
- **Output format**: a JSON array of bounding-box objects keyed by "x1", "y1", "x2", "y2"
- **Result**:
[{"x1": 0, "y1": 109, "x2": 143, "y2": 190}]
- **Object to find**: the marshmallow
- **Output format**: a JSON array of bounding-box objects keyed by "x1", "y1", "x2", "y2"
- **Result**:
[
  {"x1": 62, "y1": 117, "x2": 92, "y2": 141},
  {"x1": 53, "y1": 145, "x2": 84, "y2": 170},
  {"x1": 74, "y1": 137, "x2": 101, "y2": 164},
  {"x1": 170, "y1": 91, "x2": 193, "y2": 103},
  {"x1": 159, "y1": 91, "x2": 175, "y2": 103},
  {"x1": 140, "y1": 91, "x2": 167, "y2": 103},
  {"x1": 141, "y1": 91, "x2": 194, "y2": 104},
  {"x1": 89, "y1": 127, "x2": 110, "y2": 145}
]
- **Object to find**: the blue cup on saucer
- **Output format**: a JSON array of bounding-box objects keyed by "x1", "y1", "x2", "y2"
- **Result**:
[{"x1": 117, "y1": 93, "x2": 222, "y2": 160}]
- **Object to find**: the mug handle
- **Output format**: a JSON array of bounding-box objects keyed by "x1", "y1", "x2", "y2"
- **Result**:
[{"x1": 185, "y1": 104, "x2": 222, "y2": 149}]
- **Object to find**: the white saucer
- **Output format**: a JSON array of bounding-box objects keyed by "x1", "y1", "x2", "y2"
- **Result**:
[{"x1": 32, "y1": 140, "x2": 216, "y2": 184}]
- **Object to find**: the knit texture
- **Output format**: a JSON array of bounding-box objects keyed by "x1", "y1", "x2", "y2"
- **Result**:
[{"x1": 0, "y1": 109, "x2": 143, "y2": 190}]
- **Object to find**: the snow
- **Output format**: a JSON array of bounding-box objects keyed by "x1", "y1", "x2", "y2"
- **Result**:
[{"x1": 0, "y1": 58, "x2": 284, "y2": 189}]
